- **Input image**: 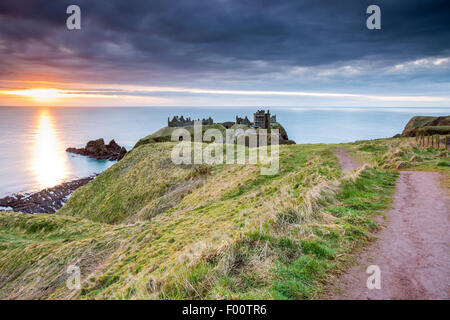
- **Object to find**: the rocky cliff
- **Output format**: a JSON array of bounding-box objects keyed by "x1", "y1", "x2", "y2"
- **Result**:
[
  {"x1": 401, "y1": 115, "x2": 450, "y2": 137},
  {"x1": 66, "y1": 138, "x2": 127, "y2": 161}
]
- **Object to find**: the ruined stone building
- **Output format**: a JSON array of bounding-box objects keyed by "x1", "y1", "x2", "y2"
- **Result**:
[
  {"x1": 167, "y1": 111, "x2": 272, "y2": 129},
  {"x1": 168, "y1": 116, "x2": 213, "y2": 127},
  {"x1": 168, "y1": 116, "x2": 193, "y2": 127},
  {"x1": 253, "y1": 110, "x2": 271, "y2": 129},
  {"x1": 235, "y1": 115, "x2": 251, "y2": 126},
  {"x1": 202, "y1": 117, "x2": 214, "y2": 126}
]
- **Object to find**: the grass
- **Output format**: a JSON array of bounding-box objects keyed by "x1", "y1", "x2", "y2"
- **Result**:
[
  {"x1": 401, "y1": 116, "x2": 437, "y2": 136},
  {"x1": 134, "y1": 122, "x2": 293, "y2": 149},
  {"x1": 58, "y1": 142, "x2": 205, "y2": 224},
  {"x1": 272, "y1": 169, "x2": 397, "y2": 299},
  {"x1": 0, "y1": 212, "x2": 126, "y2": 298},
  {"x1": 346, "y1": 137, "x2": 450, "y2": 172},
  {"x1": 416, "y1": 126, "x2": 450, "y2": 135},
  {"x1": 160, "y1": 167, "x2": 397, "y2": 299},
  {"x1": 134, "y1": 124, "x2": 227, "y2": 148},
  {"x1": 0, "y1": 135, "x2": 447, "y2": 299}
]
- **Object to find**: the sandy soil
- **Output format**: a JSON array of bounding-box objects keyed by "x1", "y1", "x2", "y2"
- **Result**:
[
  {"x1": 334, "y1": 148, "x2": 359, "y2": 172},
  {"x1": 328, "y1": 170, "x2": 450, "y2": 300}
]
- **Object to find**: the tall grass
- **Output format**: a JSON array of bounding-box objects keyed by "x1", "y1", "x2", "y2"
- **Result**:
[{"x1": 4, "y1": 137, "x2": 438, "y2": 299}]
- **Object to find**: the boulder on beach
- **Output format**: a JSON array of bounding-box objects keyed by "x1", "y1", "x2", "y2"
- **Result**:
[{"x1": 66, "y1": 138, "x2": 127, "y2": 161}]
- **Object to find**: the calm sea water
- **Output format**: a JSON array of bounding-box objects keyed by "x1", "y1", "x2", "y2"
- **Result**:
[{"x1": 0, "y1": 106, "x2": 448, "y2": 196}]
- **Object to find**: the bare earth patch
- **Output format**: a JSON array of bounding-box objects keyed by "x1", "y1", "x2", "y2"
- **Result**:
[
  {"x1": 334, "y1": 148, "x2": 359, "y2": 172},
  {"x1": 329, "y1": 171, "x2": 450, "y2": 300}
]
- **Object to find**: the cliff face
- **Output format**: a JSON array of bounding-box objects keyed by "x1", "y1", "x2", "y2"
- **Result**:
[
  {"x1": 401, "y1": 115, "x2": 450, "y2": 136},
  {"x1": 134, "y1": 122, "x2": 295, "y2": 149},
  {"x1": 425, "y1": 116, "x2": 450, "y2": 127}
]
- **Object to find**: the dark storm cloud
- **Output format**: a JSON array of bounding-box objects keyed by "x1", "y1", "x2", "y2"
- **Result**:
[{"x1": 0, "y1": 0, "x2": 449, "y2": 86}]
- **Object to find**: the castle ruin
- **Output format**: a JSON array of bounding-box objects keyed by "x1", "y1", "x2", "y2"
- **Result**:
[
  {"x1": 167, "y1": 110, "x2": 276, "y2": 129},
  {"x1": 235, "y1": 115, "x2": 251, "y2": 126},
  {"x1": 168, "y1": 116, "x2": 213, "y2": 127},
  {"x1": 253, "y1": 110, "x2": 271, "y2": 129}
]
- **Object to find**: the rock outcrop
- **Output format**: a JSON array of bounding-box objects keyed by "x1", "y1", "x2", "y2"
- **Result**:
[
  {"x1": 66, "y1": 138, "x2": 127, "y2": 161},
  {"x1": 401, "y1": 115, "x2": 450, "y2": 137}
]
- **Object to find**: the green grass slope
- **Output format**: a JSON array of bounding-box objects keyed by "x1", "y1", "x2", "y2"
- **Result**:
[
  {"x1": 401, "y1": 116, "x2": 437, "y2": 136},
  {"x1": 58, "y1": 142, "x2": 209, "y2": 224},
  {"x1": 134, "y1": 124, "x2": 227, "y2": 148},
  {"x1": 0, "y1": 212, "x2": 121, "y2": 299},
  {"x1": 416, "y1": 126, "x2": 450, "y2": 136},
  {"x1": 346, "y1": 137, "x2": 450, "y2": 171},
  {"x1": 401, "y1": 115, "x2": 450, "y2": 136},
  {"x1": 134, "y1": 122, "x2": 295, "y2": 149},
  {"x1": 0, "y1": 137, "x2": 448, "y2": 299}
]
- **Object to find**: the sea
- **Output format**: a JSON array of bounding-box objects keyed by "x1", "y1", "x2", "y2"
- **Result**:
[{"x1": 0, "y1": 106, "x2": 448, "y2": 197}]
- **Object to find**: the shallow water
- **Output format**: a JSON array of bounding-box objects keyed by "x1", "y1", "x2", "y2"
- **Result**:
[{"x1": 0, "y1": 106, "x2": 448, "y2": 196}]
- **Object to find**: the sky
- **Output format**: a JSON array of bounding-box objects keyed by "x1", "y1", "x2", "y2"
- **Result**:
[{"x1": 0, "y1": 0, "x2": 449, "y2": 107}]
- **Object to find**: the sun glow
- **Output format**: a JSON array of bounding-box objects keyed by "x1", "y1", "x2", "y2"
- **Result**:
[
  {"x1": 0, "y1": 82, "x2": 448, "y2": 107},
  {"x1": 31, "y1": 110, "x2": 69, "y2": 189},
  {"x1": 6, "y1": 88, "x2": 64, "y2": 102}
]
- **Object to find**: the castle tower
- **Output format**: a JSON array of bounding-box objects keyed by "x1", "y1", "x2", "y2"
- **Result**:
[{"x1": 253, "y1": 109, "x2": 270, "y2": 129}]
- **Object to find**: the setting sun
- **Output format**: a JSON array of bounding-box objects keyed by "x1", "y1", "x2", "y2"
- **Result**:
[
  {"x1": 31, "y1": 110, "x2": 69, "y2": 189},
  {"x1": 5, "y1": 88, "x2": 64, "y2": 102}
]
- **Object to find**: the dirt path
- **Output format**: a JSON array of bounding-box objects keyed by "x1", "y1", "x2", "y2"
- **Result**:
[
  {"x1": 329, "y1": 170, "x2": 450, "y2": 300},
  {"x1": 334, "y1": 148, "x2": 359, "y2": 172}
]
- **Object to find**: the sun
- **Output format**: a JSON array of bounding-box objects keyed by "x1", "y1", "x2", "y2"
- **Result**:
[
  {"x1": 0, "y1": 88, "x2": 69, "y2": 103},
  {"x1": 8, "y1": 88, "x2": 63, "y2": 102}
]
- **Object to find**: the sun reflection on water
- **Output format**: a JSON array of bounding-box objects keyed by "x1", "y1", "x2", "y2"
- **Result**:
[{"x1": 31, "y1": 109, "x2": 69, "y2": 189}]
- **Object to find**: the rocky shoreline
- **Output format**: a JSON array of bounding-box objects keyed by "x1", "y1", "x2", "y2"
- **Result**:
[
  {"x1": 0, "y1": 138, "x2": 126, "y2": 214},
  {"x1": 0, "y1": 175, "x2": 97, "y2": 214}
]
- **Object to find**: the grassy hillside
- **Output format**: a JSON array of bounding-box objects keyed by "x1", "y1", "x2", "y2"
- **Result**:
[
  {"x1": 0, "y1": 137, "x2": 448, "y2": 299},
  {"x1": 416, "y1": 126, "x2": 450, "y2": 136},
  {"x1": 403, "y1": 116, "x2": 437, "y2": 131},
  {"x1": 134, "y1": 124, "x2": 227, "y2": 148},
  {"x1": 134, "y1": 122, "x2": 295, "y2": 149},
  {"x1": 401, "y1": 115, "x2": 450, "y2": 136},
  {"x1": 346, "y1": 137, "x2": 449, "y2": 171},
  {"x1": 58, "y1": 142, "x2": 208, "y2": 224}
]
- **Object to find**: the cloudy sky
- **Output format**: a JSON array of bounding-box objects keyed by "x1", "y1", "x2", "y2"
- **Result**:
[{"x1": 0, "y1": 0, "x2": 449, "y2": 107}]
